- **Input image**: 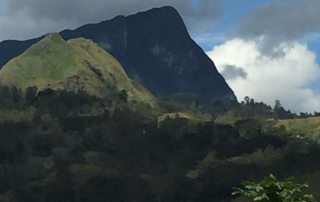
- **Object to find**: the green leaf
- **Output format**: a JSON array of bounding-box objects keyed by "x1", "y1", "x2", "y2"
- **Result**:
[{"x1": 232, "y1": 174, "x2": 316, "y2": 202}]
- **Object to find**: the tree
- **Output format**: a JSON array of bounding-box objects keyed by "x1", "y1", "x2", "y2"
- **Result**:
[
  {"x1": 232, "y1": 174, "x2": 316, "y2": 202},
  {"x1": 274, "y1": 100, "x2": 281, "y2": 109},
  {"x1": 273, "y1": 100, "x2": 282, "y2": 120},
  {"x1": 244, "y1": 96, "x2": 250, "y2": 105},
  {"x1": 25, "y1": 86, "x2": 38, "y2": 106},
  {"x1": 11, "y1": 86, "x2": 21, "y2": 103},
  {"x1": 119, "y1": 89, "x2": 128, "y2": 103},
  {"x1": 249, "y1": 98, "x2": 255, "y2": 106}
]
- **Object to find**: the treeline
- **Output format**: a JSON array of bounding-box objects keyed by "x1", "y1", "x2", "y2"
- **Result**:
[
  {"x1": 158, "y1": 93, "x2": 319, "y2": 121},
  {"x1": 0, "y1": 86, "x2": 320, "y2": 201}
]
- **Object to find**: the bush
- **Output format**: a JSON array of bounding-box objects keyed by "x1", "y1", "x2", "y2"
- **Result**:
[
  {"x1": 232, "y1": 174, "x2": 316, "y2": 202},
  {"x1": 234, "y1": 119, "x2": 263, "y2": 139}
]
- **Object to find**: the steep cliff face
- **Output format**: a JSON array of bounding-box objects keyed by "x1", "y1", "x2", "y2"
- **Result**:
[{"x1": 0, "y1": 6, "x2": 236, "y2": 101}]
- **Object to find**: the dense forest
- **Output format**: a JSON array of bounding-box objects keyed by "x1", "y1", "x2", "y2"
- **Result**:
[{"x1": 0, "y1": 85, "x2": 320, "y2": 202}]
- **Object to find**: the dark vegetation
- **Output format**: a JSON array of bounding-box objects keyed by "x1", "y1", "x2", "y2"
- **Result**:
[
  {"x1": 0, "y1": 86, "x2": 320, "y2": 202},
  {"x1": 157, "y1": 93, "x2": 316, "y2": 121}
]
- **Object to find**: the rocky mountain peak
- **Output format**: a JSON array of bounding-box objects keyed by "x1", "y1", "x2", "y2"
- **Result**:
[{"x1": 0, "y1": 6, "x2": 236, "y2": 102}]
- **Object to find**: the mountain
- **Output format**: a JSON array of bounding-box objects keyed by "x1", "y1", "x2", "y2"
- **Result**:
[
  {"x1": 0, "y1": 6, "x2": 236, "y2": 102},
  {"x1": 0, "y1": 33, "x2": 157, "y2": 106}
]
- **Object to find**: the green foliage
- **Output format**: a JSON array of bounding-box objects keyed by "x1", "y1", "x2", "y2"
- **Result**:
[
  {"x1": 289, "y1": 123, "x2": 320, "y2": 142},
  {"x1": 232, "y1": 174, "x2": 316, "y2": 202},
  {"x1": 234, "y1": 119, "x2": 263, "y2": 139},
  {"x1": 229, "y1": 146, "x2": 283, "y2": 166},
  {"x1": 0, "y1": 81, "x2": 320, "y2": 202}
]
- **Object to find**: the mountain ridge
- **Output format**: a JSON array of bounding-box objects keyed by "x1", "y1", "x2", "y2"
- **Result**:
[{"x1": 0, "y1": 6, "x2": 236, "y2": 102}]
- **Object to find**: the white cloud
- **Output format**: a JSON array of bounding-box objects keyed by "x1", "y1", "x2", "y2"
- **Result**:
[
  {"x1": 207, "y1": 38, "x2": 320, "y2": 113},
  {"x1": 0, "y1": 0, "x2": 222, "y2": 41},
  {"x1": 228, "y1": 0, "x2": 320, "y2": 56}
]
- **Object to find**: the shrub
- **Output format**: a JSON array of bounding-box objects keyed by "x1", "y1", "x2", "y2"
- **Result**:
[{"x1": 232, "y1": 174, "x2": 316, "y2": 202}]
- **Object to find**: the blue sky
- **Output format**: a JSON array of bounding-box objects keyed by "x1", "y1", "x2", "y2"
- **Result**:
[
  {"x1": 208, "y1": 0, "x2": 275, "y2": 34},
  {"x1": 193, "y1": 0, "x2": 320, "y2": 65},
  {"x1": 192, "y1": 0, "x2": 275, "y2": 48},
  {"x1": 195, "y1": 0, "x2": 320, "y2": 95},
  {"x1": 190, "y1": 0, "x2": 320, "y2": 112},
  {"x1": 306, "y1": 37, "x2": 320, "y2": 72}
]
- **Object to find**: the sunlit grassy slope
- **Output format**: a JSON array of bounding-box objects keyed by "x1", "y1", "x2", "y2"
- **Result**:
[
  {"x1": 275, "y1": 117, "x2": 320, "y2": 130},
  {"x1": 274, "y1": 117, "x2": 320, "y2": 140},
  {"x1": 157, "y1": 111, "x2": 213, "y2": 126},
  {"x1": 0, "y1": 33, "x2": 77, "y2": 90},
  {"x1": 0, "y1": 33, "x2": 156, "y2": 106}
]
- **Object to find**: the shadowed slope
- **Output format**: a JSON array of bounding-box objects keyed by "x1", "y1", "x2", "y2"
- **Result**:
[{"x1": 0, "y1": 6, "x2": 236, "y2": 102}]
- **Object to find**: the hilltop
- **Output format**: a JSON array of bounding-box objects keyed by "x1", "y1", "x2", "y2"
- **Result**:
[
  {"x1": 0, "y1": 33, "x2": 156, "y2": 107},
  {"x1": 0, "y1": 6, "x2": 236, "y2": 102}
]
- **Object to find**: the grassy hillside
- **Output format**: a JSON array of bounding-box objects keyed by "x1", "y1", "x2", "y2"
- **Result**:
[
  {"x1": 0, "y1": 33, "x2": 77, "y2": 90},
  {"x1": 157, "y1": 111, "x2": 212, "y2": 126},
  {"x1": 274, "y1": 117, "x2": 320, "y2": 141},
  {"x1": 275, "y1": 116, "x2": 320, "y2": 130},
  {"x1": 0, "y1": 33, "x2": 156, "y2": 106}
]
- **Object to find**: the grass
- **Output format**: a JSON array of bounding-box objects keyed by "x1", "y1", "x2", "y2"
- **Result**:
[
  {"x1": 275, "y1": 117, "x2": 320, "y2": 130},
  {"x1": 131, "y1": 79, "x2": 157, "y2": 108},
  {"x1": 215, "y1": 111, "x2": 242, "y2": 125},
  {"x1": 274, "y1": 117, "x2": 320, "y2": 141},
  {"x1": 67, "y1": 38, "x2": 156, "y2": 105},
  {"x1": 0, "y1": 33, "x2": 156, "y2": 106},
  {"x1": 0, "y1": 33, "x2": 77, "y2": 90},
  {"x1": 157, "y1": 111, "x2": 212, "y2": 126}
]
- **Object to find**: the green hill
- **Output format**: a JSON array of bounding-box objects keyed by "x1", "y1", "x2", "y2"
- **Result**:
[{"x1": 0, "y1": 33, "x2": 156, "y2": 107}]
